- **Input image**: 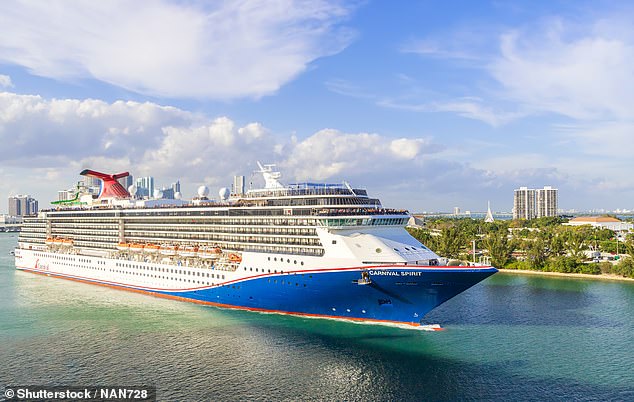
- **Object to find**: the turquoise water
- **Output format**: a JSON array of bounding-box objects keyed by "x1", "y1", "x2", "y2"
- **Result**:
[{"x1": 1, "y1": 233, "x2": 633, "y2": 401}]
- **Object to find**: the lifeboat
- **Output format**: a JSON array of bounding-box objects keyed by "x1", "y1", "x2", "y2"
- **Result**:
[
  {"x1": 53, "y1": 238, "x2": 64, "y2": 245},
  {"x1": 45, "y1": 238, "x2": 54, "y2": 245},
  {"x1": 129, "y1": 243, "x2": 145, "y2": 253},
  {"x1": 199, "y1": 246, "x2": 222, "y2": 259},
  {"x1": 179, "y1": 245, "x2": 199, "y2": 258},
  {"x1": 117, "y1": 242, "x2": 130, "y2": 251},
  {"x1": 159, "y1": 244, "x2": 178, "y2": 256},
  {"x1": 144, "y1": 244, "x2": 160, "y2": 253},
  {"x1": 228, "y1": 253, "x2": 242, "y2": 263},
  {"x1": 62, "y1": 239, "x2": 74, "y2": 246}
]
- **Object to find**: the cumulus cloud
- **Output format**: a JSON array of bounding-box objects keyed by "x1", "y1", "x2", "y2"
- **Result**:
[
  {"x1": 0, "y1": 91, "x2": 460, "y2": 210},
  {"x1": 0, "y1": 74, "x2": 12, "y2": 88},
  {"x1": 0, "y1": 0, "x2": 355, "y2": 99}
]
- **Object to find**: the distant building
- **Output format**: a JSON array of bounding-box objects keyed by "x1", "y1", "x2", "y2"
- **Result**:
[
  {"x1": 536, "y1": 186, "x2": 558, "y2": 218},
  {"x1": 135, "y1": 176, "x2": 154, "y2": 198},
  {"x1": 117, "y1": 175, "x2": 134, "y2": 190},
  {"x1": 8, "y1": 195, "x2": 38, "y2": 216},
  {"x1": 158, "y1": 181, "x2": 181, "y2": 200},
  {"x1": 81, "y1": 175, "x2": 102, "y2": 195},
  {"x1": 513, "y1": 186, "x2": 558, "y2": 219},
  {"x1": 513, "y1": 187, "x2": 536, "y2": 220},
  {"x1": 233, "y1": 175, "x2": 245, "y2": 196},
  {"x1": 453, "y1": 207, "x2": 460, "y2": 215},
  {"x1": 0, "y1": 214, "x2": 22, "y2": 224},
  {"x1": 565, "y1": 216, "x2": 633, "y2": 232}
]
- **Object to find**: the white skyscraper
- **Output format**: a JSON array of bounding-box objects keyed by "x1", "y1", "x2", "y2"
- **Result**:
[
  {"x1": 513, "y1": 186, "x2": 559, "y2": 220},
  {"x1": 536, "y1": 186, "x2": 558, "y2": 218},
  {"x1": 233, "y1": 175, "x2": 245, "y2": 195},
  {"x1": 513, "y1": 187, "x2": 536, "y2": 220}
]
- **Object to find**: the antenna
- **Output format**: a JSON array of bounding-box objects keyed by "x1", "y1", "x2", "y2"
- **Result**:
[{"x1": 344, "y1": 181, "x2": 356, "y2": 196}]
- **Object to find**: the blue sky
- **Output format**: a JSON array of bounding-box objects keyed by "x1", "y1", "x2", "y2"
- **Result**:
[{"x1": 1, "y1": 0, "x2": 633, "y2": 213}]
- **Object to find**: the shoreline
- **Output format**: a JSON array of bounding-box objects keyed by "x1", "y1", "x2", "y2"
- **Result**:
[{"x1": 498, "y1": 269, "x2": 634, "y2": 283}]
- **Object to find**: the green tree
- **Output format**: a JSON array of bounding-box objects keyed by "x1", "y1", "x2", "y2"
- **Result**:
[
  {"x1": 482, "y1": 231, "x2": 514, "y2": 268},
  {"x1": 564, "y1": 227, "x2": 591, "y2": 261},
  {"x1": 436, "y1": 226, "x2": 465, "y2": 259},
  {"x1": 524, "y1": 237, "x2": 548, "y2": 269}
]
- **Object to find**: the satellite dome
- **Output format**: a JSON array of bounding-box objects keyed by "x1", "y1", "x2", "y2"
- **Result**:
[
  {"x1": 153, "y1": 189, "x2": 163, "y2": 199},
  {"x1": 128, "y1": 185, "x2": 137, "y2": 196},
  {"x1": 219, "y1": 187, "x2": 230, "y2": 201},
  {"x1": 174, "y1": 191, "x2": 182, "y2": 200},
  {"x1": 197, "y1": 185, "x2": 210, "y2": 198}
]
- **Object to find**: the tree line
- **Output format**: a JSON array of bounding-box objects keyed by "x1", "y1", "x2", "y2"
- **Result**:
[{"x1": 407, "y1": 217, "x2": 634, "y2": 279}]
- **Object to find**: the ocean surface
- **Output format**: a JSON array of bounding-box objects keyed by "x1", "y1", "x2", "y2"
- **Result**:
[{"x1": 1, "y1": 233, "x2": 633, "y2": 401}]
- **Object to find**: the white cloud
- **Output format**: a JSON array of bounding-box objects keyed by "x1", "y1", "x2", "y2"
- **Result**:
[
  {"x1": 489, "y1": 19, "x2": 634, "y2": 121},
  {"x1": 1, "y1": 91, "x2": 456, "y2": 210},
  {"x1": 3, "y1": 90, "x2": 629, "y2": 213},
  {"x1": 0, "y1": 0, "x2": 355, "y2": 99},
  {"x1": 0, "y1": 74, "x2": 12, "y2": 88},
  {"x1": 378, "y1": 98, "x2": 521, "y2": 127}
]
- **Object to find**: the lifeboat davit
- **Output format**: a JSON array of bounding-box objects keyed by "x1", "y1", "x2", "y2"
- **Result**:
[
  {"x1": 129, "y1": 243, "x2": 145, "y2": 253},
  {"x1": 179, "y1": 245, "x2": 198, "y2": 258},
  {"x1": 159, "y1": 244, "x2": 178, "y2": 256},
  {"x1": 144, "y1": 244, "x2": 160, "y2": 253},
  {"x1": 228, "y1": 253, "x2": 242, "y2": 263},
  {"x1": 117, "y1": 242, "x2": 130, "y2": 251}
]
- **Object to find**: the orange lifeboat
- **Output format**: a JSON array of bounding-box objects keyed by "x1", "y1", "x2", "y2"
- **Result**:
[
  {"x1": 144, "y1": 244, "x2": 160, "y2": 253},
  {"x1": 199, "y1": 246, "x2": 222, "y2": 259},
  {"x1": 45, "y1": 237, "x2": 54, "y2": 245},
  {"x1": 62, "y1": 239, "x2": 74, "y2": 246},
  {"x1": 179, "y1": 245, "x2": 199, "y2": 258},
  {"x1": 129, "y1": 243, "x2": 145, "y2": 253},
  {"x1": 228, "y1": 253, "x2": 242, "y2": 263},
  {"x1": 159, "y1": 244, "x2": 178, "y2": 256},
  {"x1": 117, "y1": 242, "x2": 130, "y2": 251}
]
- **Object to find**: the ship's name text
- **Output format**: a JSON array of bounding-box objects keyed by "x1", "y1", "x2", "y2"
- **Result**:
[{"x1": 368, "y1": 270, "x2": 422, "y2": 276}]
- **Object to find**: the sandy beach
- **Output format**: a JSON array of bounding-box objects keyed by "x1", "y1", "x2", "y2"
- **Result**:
[{"x1": 498, "y1": 269, "x2": 634, "y2": 282}]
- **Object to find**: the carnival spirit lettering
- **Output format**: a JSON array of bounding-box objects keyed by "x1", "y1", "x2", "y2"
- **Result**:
[{"x1": 368, "y1": 271, "x2": 422, "y2": 276}]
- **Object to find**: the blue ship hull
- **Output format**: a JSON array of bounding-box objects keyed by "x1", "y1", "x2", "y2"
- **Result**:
[{"x1": 148, "y1": 266, "x2": 498, "y2": 325}]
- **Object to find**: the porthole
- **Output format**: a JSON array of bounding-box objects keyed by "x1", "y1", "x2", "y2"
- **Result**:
[{"x1": 375, "y1": 248, "x2": 382, "y2": 253}]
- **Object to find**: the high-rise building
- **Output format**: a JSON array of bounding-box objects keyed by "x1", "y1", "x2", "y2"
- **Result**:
[
  {"x1": 536, "y1": 186, "x2": 558, "y2": 218},
  {"x1": 157, "y1": 181, "x2": 180, "y2": 200},
  {"x1": 117, "y1": 175, "x2": 134, "y2": 190},
  {"x1": 135, "y1": 176, "x2": 154, "y2": 198},
  {"x1": 513, "y1": 186, "x2": 559, "y2": 220},
  {"x1": 513, "y1": 187, "x2": 536, "y2": 220},
  {"x1": 8, "y1": 195, "x2": 38, "y2": 216},
  {"x1": 233, "y1": 175, "x2": 245, "y2": 195}
]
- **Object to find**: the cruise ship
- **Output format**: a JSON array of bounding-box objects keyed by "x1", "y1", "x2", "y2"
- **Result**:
[{"x1": 14, "y1": 163, "x2": 496, "y2": 327}]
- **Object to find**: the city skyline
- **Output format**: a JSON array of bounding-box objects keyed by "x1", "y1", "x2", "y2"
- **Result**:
[{"x1": 1, "y1": 1, "x2": 634, "y2": 213}]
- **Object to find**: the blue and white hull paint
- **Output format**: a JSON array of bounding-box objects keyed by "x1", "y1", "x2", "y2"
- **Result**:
[{"x1": 15, "y1": 248, "x2": 496, "y2": 326}]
